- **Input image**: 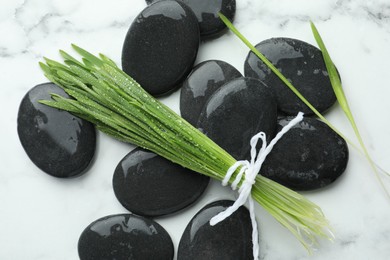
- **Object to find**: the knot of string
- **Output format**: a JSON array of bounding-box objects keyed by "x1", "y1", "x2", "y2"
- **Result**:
[{"x1": 209, "y1": 112, "x2": 304, "y2": 260}]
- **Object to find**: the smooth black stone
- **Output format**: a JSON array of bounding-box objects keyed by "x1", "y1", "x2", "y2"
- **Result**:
[
  {"x1": 78, "y1": 214, "x2": 174, "y2": 260},
  {"x1": 244, "y1": 37, "x2": 337, "y2": 115},
  {"x1": 17, "y1": 83, "x2": 96, "y2": 178},
  {"x1": 197, "y1": 77, "x2": 278, "y2": 160},
  {"x1": 145, "y1": 0, "x2": 236, "y2": 39},
  {"x1": 180, "y1": 60, "x2": 242, "y2": 126},
  {"x1": 113, "y1": 148, "x2": 209, "y2": 217},
  {"x1": 122, "y1": 0, "x2": 200, "y2": 96},
  {"x1": 178, "y1": 200, "x2": 253, "y2": 260},
  {"x1": 261, "y1": 116, "x2": 349, "y2": 191}
]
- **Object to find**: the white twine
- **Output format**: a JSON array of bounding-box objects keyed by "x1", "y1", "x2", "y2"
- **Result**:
[{"x1": 209, "y1": 112, "x2": 304, "y2": 260}]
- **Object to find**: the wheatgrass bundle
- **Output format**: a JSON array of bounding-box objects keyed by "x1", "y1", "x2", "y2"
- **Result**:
[{"x1": 40, "y1": 44, "x2": 331, "y2": 253}]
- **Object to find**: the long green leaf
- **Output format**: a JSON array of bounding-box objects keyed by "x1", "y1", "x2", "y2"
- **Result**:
[{"x1": 310, "y1": 22, "x2": 390, "y2": 197}]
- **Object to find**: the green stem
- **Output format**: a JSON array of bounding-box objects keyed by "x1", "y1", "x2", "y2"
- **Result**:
[{"x1": 310, "y1": 21, "x2": 390, "y2": 198}]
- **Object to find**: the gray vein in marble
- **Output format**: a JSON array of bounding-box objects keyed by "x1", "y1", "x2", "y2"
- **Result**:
[{"x1": 236, "y1": 0, "x2": 390, "y2": 32}]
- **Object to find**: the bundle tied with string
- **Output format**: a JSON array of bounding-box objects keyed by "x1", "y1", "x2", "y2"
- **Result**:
[
  {"x1": 39, "y1": 45, "x2": 333, "y2": 255},
  {"x1": 210, "y1": 112, "x2": 304, "y2": 260}
]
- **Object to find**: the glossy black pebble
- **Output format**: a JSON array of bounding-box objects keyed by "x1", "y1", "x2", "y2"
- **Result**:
[
  {"x1": 178, "y1": 200, "x2": 253, "y2": 260},
  {"x1": 197, "y1": 77, "x2": 277, "y2": 160},
  {"x1": 147, "y1": 0, "x2": 236, "y2": 39},
  {"x1": 17, "y1": 83, "x2": 96, "y2": 178},
  {"x1": 261, "y1": 116, "x2": 349, "y2": 191},
  {"x1": 122, "y1": 0, "x2": 200, "y2": 96},
  {"x1": 244, "y1": 37, "x2": 337, "y2": 115},
  {"x1": 113, "y1": 148, "x2": 209, "y2": 217},
  {"x1": 78, "y1": 214, "x2": 174, "y2": 260},
  {"x1": 180, "y1": 60, "x2": 242, "y2": 126}
]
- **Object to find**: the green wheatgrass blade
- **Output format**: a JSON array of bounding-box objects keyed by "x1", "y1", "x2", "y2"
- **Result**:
[
  {"x1": 309, "y1": 22, "x2": 349, "y2": 113},
  {"x1": 72, "y1": 43, "x2": 104, "y2": 66},
  {"x1": 39, "y1": 62, "x2": 53, "y2": 76},
  {"x1": 39, "y1": 44, "x2": 332, "y2": 251},
  {"x1": 44, "y1": 57, "x2": 71, "y2": 71},
  {"x1": 310, "y1": 22, "x2": 390, "y2": 196},
  {"x1": 99, "y1": 53, "x2": 118, "y2": 67},
  {"x1": 40, "y1": 94, "x2": 81, "y2": 114},
  {"x1": 60, "y1": 49, "x2": 90, "y2": 69}
]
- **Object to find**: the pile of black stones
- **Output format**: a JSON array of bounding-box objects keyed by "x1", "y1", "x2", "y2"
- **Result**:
[{"x1": 17, "y1": 0, "x2": 349, "y2": 259}]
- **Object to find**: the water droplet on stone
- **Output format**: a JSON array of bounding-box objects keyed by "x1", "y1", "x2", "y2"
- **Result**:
[
  {"x1": 78, "y1": 214, "x2": 174, "y2": 259},
  {"x1": 122, "y1": 0, "x2": 200, "y2": 96},
  {"x1": 180, "y1": 60, "x2": 242, "y2": 126},
  {"x1": 113, "y1": 148, "x2": 209, "y2": 217},
  {"x1": 17, "y1": 83, "x2": 96, "y2": 178},
  {"x1": 261, "y1": 116, "x2": 349, "y2": 190},
  {"x1": 244, "y1": 37, "x2": 337, "y2": 115},
  {"x1": 197, "y1": 77, "x2": 277, "y2": 160},
  {"x1": 146, "y1": 0, "x2": 236, "y2": 39},
  {"x1": 178, "y1": 200, "x2": 254, "y2": 260}
]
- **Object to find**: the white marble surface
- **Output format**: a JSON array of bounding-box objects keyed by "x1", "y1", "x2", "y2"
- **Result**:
[{"x1": 1, "y1": 0, "x2": 390, "y2": 259}]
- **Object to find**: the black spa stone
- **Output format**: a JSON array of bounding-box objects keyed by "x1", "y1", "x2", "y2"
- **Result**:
[
  {"x1": 197, "y1": 77, "x2": 277, "y2": 160},
  {"x1": 78, "y1": 214, "x2": 174, "y2": 260},
  {"x1": 122, "y1": 0, "x2": 200, "y2": 96},
  {"x1": 244, "y1": 37, "x2": 337, "y2": 115},
  {"x1": 17, "y1": 83, "x2": 96, "y2": 178},
  {"x1": 180, "y1": 60, "x2": 242, "y2": 126},
  {"x1": 261, "y1": 116, "x2": 349, "y2": 191},
  {"x1": 145, "y1": 0, "x2": 236, "y2": 39},
  {"x1": 177, "y1": 200, "x2": 253, "y2": 260},
  {"x1": 113, "y1": 148, "x2": 209, "y2": 217}
]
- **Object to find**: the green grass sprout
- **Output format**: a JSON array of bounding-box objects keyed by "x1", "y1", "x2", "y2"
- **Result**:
[
  {"x1": 310, "y1": 22, "x2": 390, "y2": 197},
  {"x1": 218, "y1": 12, "x2": 390, "y2": 198},
  {"x1": 39, "y1": 44, "x2": 332, "y2": 252}
]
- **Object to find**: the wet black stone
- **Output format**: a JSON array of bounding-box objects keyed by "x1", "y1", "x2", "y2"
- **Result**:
[
  {"x1": 197, "y1": 77, "x2": 277, "y2": 160},
  {"x1": 145, "y1": 0, "x2": 236, "y2": 39},
  {"x1": 261, "y1": 116, "x2": 349, "y2": 191},
  {"x1": 178, "y1": 200, "x2": 253, "y2": 260},
  {"x1": 78, "y1": 213, "x2": 174, "y2": 260},
  {"x1": 244, "y1": 37, "x2": 337, "y2": 115},
  {"x1": 17, "y1": 83, "x2": 96, "y2": 178},
  {"x1": 113, "y1": 148, "x2": 209, "y2": 217},
  {"x1": 180, "y1": 60, "x2": 242, "y2": 126},
  {"x1": 122, "y1": 0, "x2": 200, "y2": 96}
]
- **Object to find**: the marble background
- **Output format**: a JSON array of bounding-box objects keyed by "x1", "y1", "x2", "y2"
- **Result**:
[{"x1": 1, "y1": 0, "x2": 390, "y2": 259}]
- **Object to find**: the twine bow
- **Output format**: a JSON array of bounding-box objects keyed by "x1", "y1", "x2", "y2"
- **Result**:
[{"x1": 210, "y1": 112, "x2": 304, "y2": 260}]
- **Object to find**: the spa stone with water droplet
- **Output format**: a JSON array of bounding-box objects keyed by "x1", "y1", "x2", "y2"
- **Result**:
[
  {"x1": 122, "y1": 0, "x2": 200, "y2": 96},
  {"x1": 197, "y1": 77, "x2": 277, "y2": 160},
  {"x1": 244, "y1": 37, "x2": 337, "y2": 115},
  {"x1": 78, "y1": 214, "x2": 174, "y2": 260},
  {"x1": 261, "y1": 116, "x2": 349, "y2": 190},
  {"x1": 17, "y1": 83, "x2": 96, "y2": 178},
  {"x1": 178, "y1": 200, "x2": 253, "y2": 260},
  {"x1": 146, "y1": 0, "x2": 236, "y2": 39},
  {"x1": 113, "y1": 148, "x2": 209, "y2": 217},
  {"x1": 180, "y1": 60, "x2": 242, "y2": 126}
]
